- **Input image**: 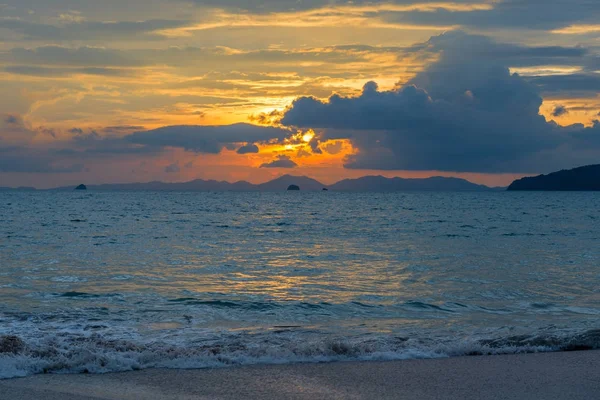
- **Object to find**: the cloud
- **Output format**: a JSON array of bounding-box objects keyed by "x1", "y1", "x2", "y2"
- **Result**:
[
  {"x1": 528, "y1": 74, "x2": 600, "y2": 98},
  {"x1": 248, "y1": 110, "x2": 284, "y2": 125},
  {"x1": 0, "y1": 117, "x2": 87, "y2": 173},
  {"x1": 0, "y1": 121, "x2": 299, "y2": 178},
  {"x1": 0, "y1": 113, "x2": 36, "y2": 144},
  {"x1": 0, "y1": 18, "x2": 189, "y2": 41},
  {"x1": 103, "y1": 126, "x2": 146, "y2": 134},
  {"x1": 236, "y1": 143, "x2": 260, "y2": 154},
  {"x1": 323, "y1": 141, "x2": 343, "y2": 154},
  {"x1": 4, "y1": 65, "x2": 134, "y2": 77},
  {"x1": 0, "y1": 146, "x2": 84, "y2": 173},
  {"x1": 260, "y1": 154, "x2": 298, "y2": 168},
  {"x1": 125, "y1": 123, "x2": 292, "y2": 153},
  {"x1": 296, "y1": 148, "x2": 312, "y2": 158},
  {"x1": 0, "y1": 44, "x2": 404, "y2": 73},
  {"x1": 305, "y1": 135, "x2": 323, "y2": 155},
  {"x1": 552, "y1": 105, "x2": 569, "y2": 117},
  {"x1": 185, "y1": 1, "x2": 491, "y2": 18},
  {"x1": 3, "y1": 46, "x2": 143, "y2": 67},
  {"x1": 68, "y1": 130, "x2": 163, "y2": 156},
  {"x1": 185, "y1": 0, "x2": 326, "y2": 12},
  {"x1": 164, "y1": 162, "x2": 180, "y2": 173},
  {"x1": 384, "y1": 0, "x2": 600, "y2": 31},
  {"x1": 407, "y1": 32, "x2": 588, "y2": 68},
  {"x1": 4, "y1": 114, "x2": 20, "y2": 125},
  {"x1": 281, "y1": 32, "x2": 600, "y2": 174}
]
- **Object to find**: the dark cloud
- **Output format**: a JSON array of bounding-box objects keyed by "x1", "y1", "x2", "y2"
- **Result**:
[
  {"x1": 187, "y1": 0, "x2": 338, "y2": 13},
  {"x1": 322, "y1": 141, "x2": 343, "y2": 155},
  {"x1": 1, "y1": 45, "x2": 385, "y2": 73},
  {"x1": 103, "y1": 126, "x2": 146, "y2": 134},
  {"x1": 307, "y1": 137, "x2": 322, "y2": 154},
  {"x1": 68, "y1": 130, "x2": 163, "y2": 156},
  {"x1": 528, "y1": 74, "x2": 600, "y2": 98},
  {"x1": 0, "y1": 146, "x2": 84, "y2": 173},
  {"x1": 39, "y1": 127, "x2": 57, "y2": 139},
  {"x1": 0, "y1": 18, "x2": 188, "y2": 41},
  {"x1": 0, "y1": 113, "x2": 36, "y2": 143},
  {"x1": 0, "y1": 123, "x2": 291, "y2": 173},
  {"x1": 248, "y1": 110, "x2": 284, "y2": 125},
  {"x1": 164, "y1": 162, "x2": 180, "y2": 173},
  {"x1": 385, "y1": 0, "x2": 600, "y2": 31},
  {"x1": 4, "y1": 115, "x2": 20, "y2": 125},
  {"x1": 260, "y1": 155, "x2": 297, "y2": 168},
  {"x1": 408, "y1": 32, "x2": 588, "y2": 68},
  {"x1": 237, "y1": 143, "x2": 260, "y2": 154},
  {"x1": 281, "y1": 32, "x2": 600, "y2": 174},
  {"x1": 4, "y1": 65, "x2": 134, "y2": 77},
  {"x1": 296, "y1": 149, "x2": 312, "y2": 158},
  {"x1": 552, "y1": 105, "x2": 569, "y2": 117},
  {"x1": 4, "y1": 46, "x2": 143, "y2": 67},
  {"x1": 125, "y1": 123, "x2": 291, "y2": 153},
  {"x1": 71, "y1": 130, "x2": 102, "y2": 144}
]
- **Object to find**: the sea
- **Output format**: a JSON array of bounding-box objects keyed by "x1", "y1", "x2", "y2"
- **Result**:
[{"x1": 0, "y1": 191, "x2": 599, "y2": 378}]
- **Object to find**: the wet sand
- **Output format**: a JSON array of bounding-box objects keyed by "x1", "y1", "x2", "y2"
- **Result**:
[{"x1": 1, "y1": 351, "x2": 598, "y2": 400}]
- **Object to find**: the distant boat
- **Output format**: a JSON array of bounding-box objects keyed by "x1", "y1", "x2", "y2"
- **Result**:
[
  {"x1": 287, "y1": 185, "x2": 300, "y2": 191},
  {"x1": 75, "y1": 184, "x2": 87, "y2": 191},
  {"x1": 322, "y1": 188, "x2": 329, "y2": 191}
]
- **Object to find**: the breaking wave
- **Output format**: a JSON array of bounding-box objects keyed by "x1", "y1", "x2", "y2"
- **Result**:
[{"x1": 2, "y1": 328, "x2": 600, "y2": 379}]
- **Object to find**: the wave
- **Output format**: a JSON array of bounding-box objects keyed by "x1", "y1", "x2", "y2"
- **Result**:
[{"x1": 1, "y1": 328, "x2": 599, "y2": 379}]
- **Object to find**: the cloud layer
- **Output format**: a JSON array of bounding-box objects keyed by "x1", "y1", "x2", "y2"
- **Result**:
[
  {"x1": 260, "y1": 155, "x2": 298, "y2": 169},
  {"x1": 124, "y1": 123, "x2": 291, "y2": 153},
  {"x1": 282, "y1": 32, "x2": 600, "y2": 173},
  {"x1": 2, "y1": 0, "x2": 600, "y2": 188}
]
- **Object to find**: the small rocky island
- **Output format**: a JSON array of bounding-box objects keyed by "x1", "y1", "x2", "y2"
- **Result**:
[
  {"x1": 287, "y1": 184, "x2": 300, "y2": 191},
  {"x1": 75, "y1": 184, "x2": 87, "y2": 191},
  {"x1": 507, "y1": 164, "x2": 600, "y2": 191}
]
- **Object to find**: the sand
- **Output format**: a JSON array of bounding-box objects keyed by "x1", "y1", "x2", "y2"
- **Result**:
[{"x1": 1, "y1": 351, "x2": 598, "y2": 400}]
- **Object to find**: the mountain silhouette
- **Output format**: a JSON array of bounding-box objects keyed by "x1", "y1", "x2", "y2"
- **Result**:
[
  {"x1": 257, "y1": 175, "x2": 325, "y2": 191},
  {"x1": 39, "y1": 175, "x2": 494, "y2": 192},
  {"x1": 330, "y1": 176, "x2": 490, "y2": 191},
  {"x1": 508, "y1": 164, "x2": 600, "y2": 191}
]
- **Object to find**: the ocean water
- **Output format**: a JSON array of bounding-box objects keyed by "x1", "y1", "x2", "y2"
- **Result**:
[{"x1": 0, "y1": 191, "x2": 599, "y2": 378}]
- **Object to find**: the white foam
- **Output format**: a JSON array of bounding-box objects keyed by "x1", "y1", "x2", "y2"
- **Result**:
[{"x1": 1, "y1": 325, "x2": 597, "y2": 379}]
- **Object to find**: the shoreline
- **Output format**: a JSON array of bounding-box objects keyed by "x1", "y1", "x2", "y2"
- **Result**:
[{"x1": 1, "y1": 350, "x2": 598, "y2": 399}]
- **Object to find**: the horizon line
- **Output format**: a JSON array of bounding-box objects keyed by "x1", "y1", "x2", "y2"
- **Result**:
[{"x1": 1, "y1": 173, "x2": 512, "y2": 191}]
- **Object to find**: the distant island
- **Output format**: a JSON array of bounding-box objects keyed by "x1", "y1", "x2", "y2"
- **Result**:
[
  {"x1": 507, "y1": 164, "x2": 600, "y2": 191},
  {"x1": 0, "y1": 175, "x2": 499, "y2": 192}
]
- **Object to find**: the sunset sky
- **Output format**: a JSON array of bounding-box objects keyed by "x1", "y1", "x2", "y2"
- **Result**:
[{"x1": 1, "y1": 0, "x2": 600, "y2": 188}]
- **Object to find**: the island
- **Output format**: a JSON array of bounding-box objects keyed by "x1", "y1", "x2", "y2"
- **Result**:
[
  {"x1": 75, "y1": 184, "x2": 87, "y2": 191},
  {"x1": 287, "y1": 185, "x2": 300, "y2": 191},
  {"x1": 507, "y1": 164, "x2": 600, "y2": 191},
  {"x1": 31, "y1": 174, "x2": 497, "y2": 192}
]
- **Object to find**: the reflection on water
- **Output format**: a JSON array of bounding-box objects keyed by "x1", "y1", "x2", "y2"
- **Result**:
[{"x1": 0, "y1": 191, "x2": 599, "y2": 377}]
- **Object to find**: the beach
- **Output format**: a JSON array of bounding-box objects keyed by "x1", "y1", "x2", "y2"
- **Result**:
[{"x1": 1, "y1": 351, "x2": 598, "y2": 400}]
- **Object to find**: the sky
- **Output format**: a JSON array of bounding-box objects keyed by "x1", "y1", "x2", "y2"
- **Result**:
[{"x1": 1, "y1": 0, "x2": 600, "y2": 188}]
